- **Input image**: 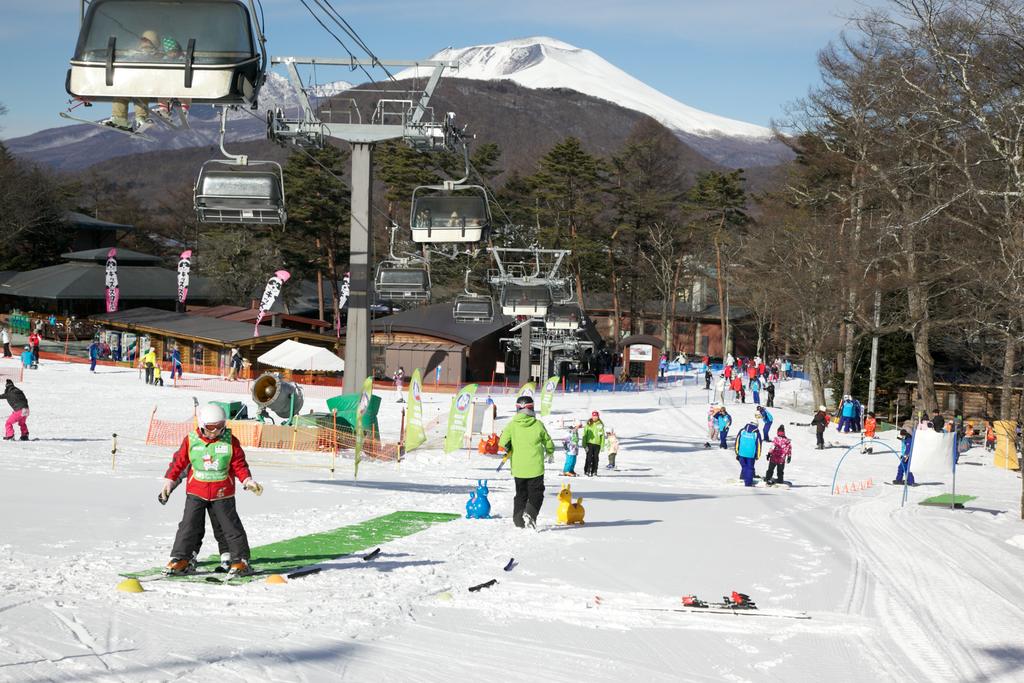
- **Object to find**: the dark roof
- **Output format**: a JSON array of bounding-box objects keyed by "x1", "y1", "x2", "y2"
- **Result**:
[
  {"x1": 61, "y1": 248, "x2": 162, "y2": 265},
  {"x1": 621, "y1": 334, "x2": 665, "y2": 349},
  {"x1": 91, "y1": 307, "x2": 313, "y2": 345},
  {"x1": 371, "y1": 302, "x2": 513, "y2": 346},
  {"x1": 0, "y1": 262, "x2": 215, "y2": 300},
  {"x1": 190, "y1": 304, "x2": 331, "y2": 328},
  {"x1": 0, "y1": 271, "x2": 18, "y2": 286},
  {"x1": 65, "y1": 211, "x2": 133, "y2": 232}
]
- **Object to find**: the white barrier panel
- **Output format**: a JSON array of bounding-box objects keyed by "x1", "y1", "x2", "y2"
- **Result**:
[{"x1": 910, "y1": 429, "x2": 956, "y2": 479}]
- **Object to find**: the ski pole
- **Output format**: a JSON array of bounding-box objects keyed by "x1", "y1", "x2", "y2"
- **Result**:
[{"x1": 111, "y1": 433, "x2": 118, "y2": 470}]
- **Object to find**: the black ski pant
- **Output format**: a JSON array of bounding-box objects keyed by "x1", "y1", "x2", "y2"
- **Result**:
[
  {"x1": 513, "y1": 475, "x2": 545, "y2": 528},
  {"x1": 171, "y1": 494, "x2": 249, "y2": 562},
  {"x1": 584, "y1": 443, "x2": 601, "y2": 475},
  {"x1": 816, "y1": 428, "x2": 825, "y2": 449},
  {"x1": 765, "y1": 462, "x2": 785, "y2": 483},
  {"x1": 2, "y1": 343, "x2": 10, "y2": 357},
  {"x1": 766, "y1": 395, "x2": 774, "y2": 408},
  {"x1": 144, "y1": 364, "x2": 154, "y2": 384}
]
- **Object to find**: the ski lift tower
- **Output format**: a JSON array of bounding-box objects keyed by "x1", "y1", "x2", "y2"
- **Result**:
[
  {"x1": 269, "y1": 56, "x2": 459, "y2": 393},
  {"x1": 488, "y1": 247, "x2": 571, "y2": 383}
]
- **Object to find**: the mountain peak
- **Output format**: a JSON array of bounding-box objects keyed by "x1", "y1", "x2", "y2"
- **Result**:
[{"x1": 401, "y1": 37, "x2": 773, "y2": 141}]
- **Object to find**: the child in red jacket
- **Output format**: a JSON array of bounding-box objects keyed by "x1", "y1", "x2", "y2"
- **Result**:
[{"x1": 161, "y1": 403, "x2": 262, "y2": 577}]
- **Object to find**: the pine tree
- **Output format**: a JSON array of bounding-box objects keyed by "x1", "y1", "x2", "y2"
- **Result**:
[
  {"x1": 530, "y1": 137, "x2": 610, "y2": 307},
  {"x1": 280, "y1": 145, "x2": 350, "y2": 327}
]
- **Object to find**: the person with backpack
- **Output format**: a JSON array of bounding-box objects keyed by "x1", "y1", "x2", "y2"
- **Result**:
[
  {"x1": 582, "y1": 411, "x2": 606, "y2": 476},
  {"x1": 498, "y1": 395, "x2": 555, "y2": 528},
  {"x1": 0, "y1": 379, "x2": 30, "y2": 441},
  {"x1": 734, "y1": 422, "x2": 762, "y2": 486}
]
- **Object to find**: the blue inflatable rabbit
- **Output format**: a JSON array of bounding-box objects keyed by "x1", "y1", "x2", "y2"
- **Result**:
[{"x1": 466, "y1": 479, "x2": 491, "y2": 519}]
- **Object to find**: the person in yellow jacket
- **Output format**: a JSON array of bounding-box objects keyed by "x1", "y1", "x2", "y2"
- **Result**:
[
  {"x1": 141, "y1": 347, "x2": 157, "y2": 385},
  {"x1": 499, "y1": 395, "x2": 555, "y2": 529}
]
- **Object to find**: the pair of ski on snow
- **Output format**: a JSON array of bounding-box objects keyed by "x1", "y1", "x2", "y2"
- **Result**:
[{"x1": 591, "y1": 591, "x2": 810, "y2": 620}]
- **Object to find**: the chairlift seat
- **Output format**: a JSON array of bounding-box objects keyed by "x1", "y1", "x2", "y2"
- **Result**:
[
  {"x1": 194, "y1": 164, "x2": 286, "y2": 225},
  {"x1": 500, "y1": 285, "x2": 552, "y2": 317},
  {"x1": 546, "y1": 305, "x2": 581, "y2": 330},
  {"x1": 67, "y1": 0, "x2": 263, "y2": 104},
  {"x1": 453, "y1": 295, "x2": 494, "y2": 324},
  {"x1": 410, "y1": 189, "x2": 490, "y2": 244},
  {"x1": 374, "y1": 265, "x2": 430, "y2": 301}
]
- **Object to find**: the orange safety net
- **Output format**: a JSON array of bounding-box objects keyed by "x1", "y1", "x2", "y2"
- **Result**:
[{"x1": 144, "y1": 410, "x2": 399, "y2": 461}]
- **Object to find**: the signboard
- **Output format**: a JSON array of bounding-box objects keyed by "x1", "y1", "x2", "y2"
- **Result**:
[{"x1": 630, "y1": 344, "x2": 653, "y2": 362}]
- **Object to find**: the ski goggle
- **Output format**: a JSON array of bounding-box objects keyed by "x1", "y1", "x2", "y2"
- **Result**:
[{"x1": 201, "y1": 421, "x2": 226, "y2": 438}]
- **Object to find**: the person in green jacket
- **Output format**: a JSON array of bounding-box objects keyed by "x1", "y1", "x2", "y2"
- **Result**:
[
  {"x1": 499, "y1": 395, "x2": 555, "y2": 529},
  {"x1": 582, "y1": 410, "x2": 606, "y2": 476}
]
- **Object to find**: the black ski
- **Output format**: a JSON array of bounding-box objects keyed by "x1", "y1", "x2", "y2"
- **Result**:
[
  {"x1": 503, "y1": 558, "x2": 517, "y2": 572},
  {"x1": 362, "y1": 548, "x2": 381, "y2": 561},
  {"x1": 468, "y1": 579, "x2": 497, "y2": 592}
]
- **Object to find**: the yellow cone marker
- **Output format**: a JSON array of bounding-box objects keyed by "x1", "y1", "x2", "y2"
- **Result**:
[
  {"x1": 266, "y1": 574, "x2": 287, "y2": 585},
  {"x1": 116, "y1": 578, "x2": 144, "y2": 593}
]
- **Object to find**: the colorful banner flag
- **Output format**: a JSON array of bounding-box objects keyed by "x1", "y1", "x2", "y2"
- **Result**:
[
  {"x1": 515, "y1": 381, "x2": 536, "y2": 401},
  {"x1": 254, "y1": 270, "x2": 290, "y2": 336},
  {"x1": 335, "y1": 271, "x2": 351, "y2": 337},
  {"x1": 104, "y1": 248, "x2": 119, "y2": 313},
  {"x1": 176, "y1": 249, "x2": 192, "y2": 304},
  {"x1": 540, "y1": 375, "x2": 559, "y2": 417},
  {"x1": 404, "y1": 368, "x2": 426, "y2": 452},
  {"x1": 444, "y1": 383, "x2": 478, "y2": 454},
  {"x1": 354, "y1": 374, "x2": 374, "y2": 478}
]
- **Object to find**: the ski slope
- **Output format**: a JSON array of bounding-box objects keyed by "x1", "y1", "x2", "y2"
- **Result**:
[{"x1": 1, "y1": 358, "x2": 1023, "y2": 682}]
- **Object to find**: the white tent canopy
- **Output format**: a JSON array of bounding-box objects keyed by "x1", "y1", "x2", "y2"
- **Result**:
[{"x1": 257, "y1": 339, "x2": 345, "y2": 372}]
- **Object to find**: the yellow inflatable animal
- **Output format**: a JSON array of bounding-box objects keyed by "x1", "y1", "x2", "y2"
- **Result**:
[{"x1": 556, "y1": 484, "x2": 585, "y2": 525}]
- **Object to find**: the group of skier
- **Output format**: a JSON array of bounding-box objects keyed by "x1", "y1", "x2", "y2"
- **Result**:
[
  {"x1": 708, "y1": 402, "x2": 792, "y2": 486},
  {"x1": 559, "y1": 412, "x2": 620, "y2": 476},
  {"x1": 705, "y1": 355, "x2": 779, "y2": 407}
]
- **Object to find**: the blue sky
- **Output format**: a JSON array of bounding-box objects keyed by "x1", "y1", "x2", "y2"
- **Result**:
[{"x1": 1, "y1": 0, "x2": 878, "y2": 140}]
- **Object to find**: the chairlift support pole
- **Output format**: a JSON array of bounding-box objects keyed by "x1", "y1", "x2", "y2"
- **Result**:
[{"x1": 270, "y1": 55, "x2": 458, "y2": 393}]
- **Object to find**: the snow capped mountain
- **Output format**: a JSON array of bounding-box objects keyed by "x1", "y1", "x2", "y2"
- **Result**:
[{"x1": 396, "y1": 37, "x2": 773, "y2": 141}]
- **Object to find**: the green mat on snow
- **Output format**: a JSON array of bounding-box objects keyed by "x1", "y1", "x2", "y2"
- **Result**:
[
  {"x1": 123, "y1": 510, "x2": 459, "y2": 583},
  {"x1": 919, "y1": 493, "x2": 977, "y2": 507}
]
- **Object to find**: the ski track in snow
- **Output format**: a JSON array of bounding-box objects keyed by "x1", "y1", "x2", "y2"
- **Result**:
[{"x1": 0, "y1": 359, "x2": 1023, "y2": 681}]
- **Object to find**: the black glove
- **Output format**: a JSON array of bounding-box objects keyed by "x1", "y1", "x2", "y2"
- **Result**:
[{"x1": 786, "y1": 456, "x2": 791, "y2": 464}]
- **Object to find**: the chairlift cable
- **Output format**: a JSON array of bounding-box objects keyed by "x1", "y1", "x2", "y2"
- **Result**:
[
  {"x1": 315, "y1": 0, "x2": 398, "y2": 82},
  {"x1": 297, "y1": 0, "x2": 377, "y2": 83}
]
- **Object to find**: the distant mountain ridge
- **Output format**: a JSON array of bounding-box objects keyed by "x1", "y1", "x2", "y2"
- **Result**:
[{"x1": 5, "y1": 36, "x2": 790, "y2": 172}]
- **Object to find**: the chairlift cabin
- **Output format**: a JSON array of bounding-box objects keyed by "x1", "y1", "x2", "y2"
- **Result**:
[
  {"x1": 546, "y1": 305, "x2": 581, "y2": 331},
  {"x1": 452, "y1": 295, "x2": 494, "y2": 324},
  {"x1": 410, "y1": 185, "x2": 490, "y2": 244},
  {"x1": 67, "y1": 0, "x2": 265, "y2": 105},
  {"x1": 194, "y1": 160, "x2": 286, "y2": 225},
  {"x1": 374, "y1": 263, "x2": 430, "y2": 302},
  {"x1": 500, "y1": 284, "x2": 552, "y2": 317}
]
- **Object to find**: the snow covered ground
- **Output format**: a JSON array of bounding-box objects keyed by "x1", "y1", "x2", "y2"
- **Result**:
[{"x1": 1, "y1": 358, "x2": 1023, "y2": 682}]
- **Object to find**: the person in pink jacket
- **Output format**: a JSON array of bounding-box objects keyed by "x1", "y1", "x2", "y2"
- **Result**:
[{"x1": 764, "y1": 425, "x2": 792, "y2": 485}]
